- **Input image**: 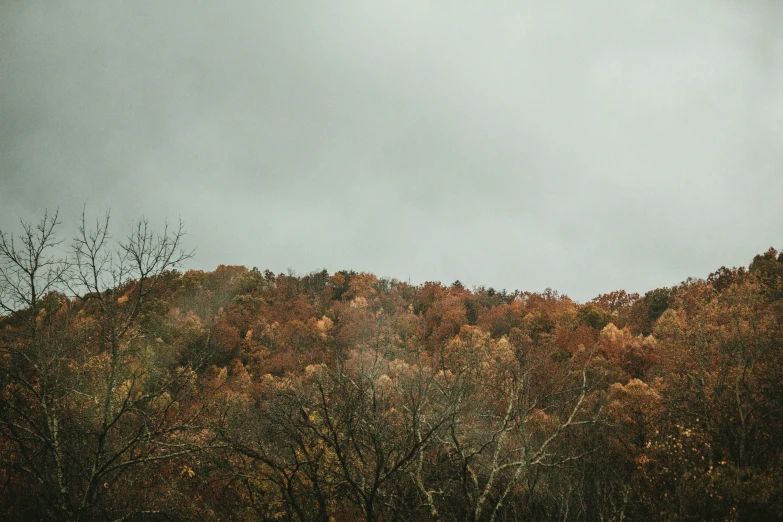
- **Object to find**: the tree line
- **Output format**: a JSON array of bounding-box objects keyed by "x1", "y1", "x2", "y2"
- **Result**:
[{"x1": 1, "y1": 211, "x2": 782, "y2": 521}]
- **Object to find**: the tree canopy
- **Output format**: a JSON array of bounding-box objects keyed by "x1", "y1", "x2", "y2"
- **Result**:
[{"x1": 1, "y1": 211, "x2": 782, "y2": 521}]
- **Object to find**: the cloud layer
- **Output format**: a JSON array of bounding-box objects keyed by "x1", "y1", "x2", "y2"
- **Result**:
[{"x1": 2, "y1": 1, "x2": 782, "y2": 301}]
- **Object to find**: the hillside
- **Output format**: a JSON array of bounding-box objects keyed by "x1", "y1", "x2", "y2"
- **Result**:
[{"x1": 2, "y1": 214, "x2": 783, "y2": 521}]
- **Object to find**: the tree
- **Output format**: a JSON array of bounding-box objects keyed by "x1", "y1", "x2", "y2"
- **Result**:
[
  {"x1": 0, "y1": 210, "x2": 212, "y2": 521},
  {"x1": 413, "y1": 327, "x2": 605, "y2": 522},
  {"x1": 0, "y1": 210, "x2": 72, "y2": 519}
]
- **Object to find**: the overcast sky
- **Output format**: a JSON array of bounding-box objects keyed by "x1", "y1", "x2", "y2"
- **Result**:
[{"x1": 2, "y1": 1, "x2": 782, "y2": 302}]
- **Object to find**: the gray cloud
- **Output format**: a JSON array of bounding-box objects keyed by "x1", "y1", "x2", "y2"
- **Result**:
[{"x1": 2, "y1": 1, "x2": 782, "y2": 301}]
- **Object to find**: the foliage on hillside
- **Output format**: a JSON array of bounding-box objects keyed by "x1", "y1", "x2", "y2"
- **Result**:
[{"x1": 2, "y1": 213, "x2": 782, "y2": 521}]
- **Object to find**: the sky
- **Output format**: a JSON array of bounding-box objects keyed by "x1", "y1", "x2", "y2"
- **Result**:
[{"x1": 1, "y1": 1, "x2": 782, "y2": 302}]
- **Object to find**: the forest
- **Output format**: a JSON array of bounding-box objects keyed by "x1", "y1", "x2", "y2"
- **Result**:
[{"x1": 1, "y1": 212, "x2": 782, "y2": 522}]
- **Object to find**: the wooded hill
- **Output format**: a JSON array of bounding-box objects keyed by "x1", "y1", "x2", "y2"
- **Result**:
[{"x1": 1, "y1": 212, "x2": 782, "y2": 521}]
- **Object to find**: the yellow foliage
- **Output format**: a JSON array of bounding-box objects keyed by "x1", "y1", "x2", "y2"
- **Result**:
[
  {"x1": 315, "y1": 316, "x2": 334, "y2": 340},
  {"x1": 350, "y1": 296, "x2": 368, "y2": 308}
]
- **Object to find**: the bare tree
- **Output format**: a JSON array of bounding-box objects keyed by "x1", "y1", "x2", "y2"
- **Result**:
[
  {"x1": 302, "y1": 350, "x2": 450, "y2": 522},
  {"x1": 412, "y1": 330, "x2": 604, "y2": 522},
  {"x1": 218, "y1": 341, "x2": 453, "y2": 522},
  {"x1": 0, "y1": 210, "x2": 73, "y2": 519},
  {"x1": 0, "y1": 209, "x2": 209, "y2": 521},
  {"x1": 0, "y1": 209, "x2": 68, "y2": 330}
]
